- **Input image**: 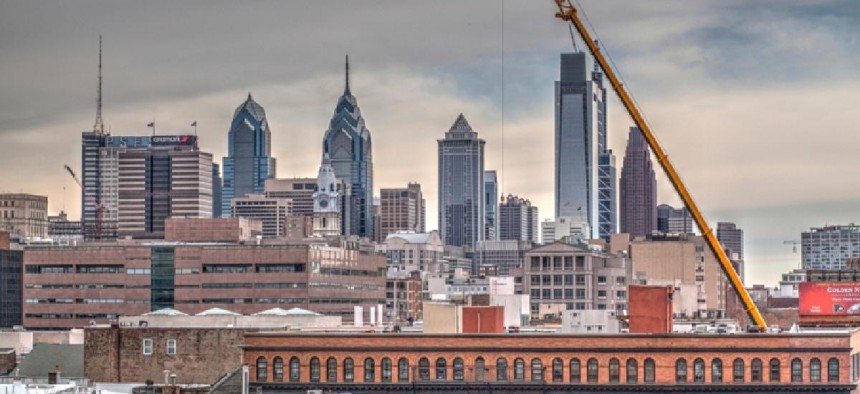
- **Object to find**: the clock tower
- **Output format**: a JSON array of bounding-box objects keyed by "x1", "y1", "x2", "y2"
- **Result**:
[{"x1": 313, "y1": 154, "x2": 341, "y2": 237}]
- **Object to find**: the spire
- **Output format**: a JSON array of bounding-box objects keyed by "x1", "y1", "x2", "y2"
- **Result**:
[
  {"x1": 344, "y1": 54, "x2": 350, "y2": 94},
  {"x1": 248, "y1": 92, "x2": 252, "y2": 101},
  {"x1": 93, "y1": 35, "x2": 105, "y2": 135}
]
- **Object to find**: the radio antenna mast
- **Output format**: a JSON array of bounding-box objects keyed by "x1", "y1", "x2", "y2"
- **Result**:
[{"x1": 94, "y1": 35, "x2": 105, "y2": 135}]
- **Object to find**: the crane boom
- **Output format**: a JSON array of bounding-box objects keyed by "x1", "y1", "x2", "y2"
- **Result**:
[
  {"x1": 554, "y1": 0, "x2": 767, "y2": 329},
  {"x1": 64, "y1": 165, "x2": 82, "y2": 188}
]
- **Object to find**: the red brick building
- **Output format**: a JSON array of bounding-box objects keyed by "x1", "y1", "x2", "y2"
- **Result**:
[
  {"x1": 628, "y1": 285, "x2": 673, "y2": 333},
  {"x1": 243, "y1": 332, "x2": 859, "y2": 392}
]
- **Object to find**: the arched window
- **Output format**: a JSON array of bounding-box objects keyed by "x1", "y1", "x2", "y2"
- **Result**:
[
  {"x1": 453, "y1": 358, "x2": 464, "y2": 381},
  {"x1": 552, "y1": 358, "x2": 563, "y2": 383},
  {"x1": 769, "y1": 358, "x2": 781, "y2": 382},
  {"x1": 570, "y1": 358, "x2": 581, "y2": 383},
  {"x1": 531, "y1": 358, "x2": 544, "y2": 382},
  {"x1": 675, "y1": 358, "x2": 687, "y2": 383},
  {"x1": 326, "y1": 357, "x2": 337, "y2": 382},
  {"x1": 810, "y1": 358, "x2": 821, "y2": 382},
  {"x1": 626, "y1": 358, "x2": 638, "y2": 383},
  {"x1": 436, "y1": 358, "x2": 447, "y2": 380},
  {"x1": 256, "y1": 356, "x2": 267, "y2": 382},
  {"x1": 418, "y1": 357, "x2": 430, "y2": 381},
  {"x1": 364, "y1": 358, "x2": 375, "y2": 382},
  {"x1": 693, "y1": 358, "x2": 705, "y2": 383},
  {"x1": 587, "y1": 358, "x2": 599, "y2": 383},
  {"x1": 751, "y1": 358, "x2": 763, "y2": 382},
  {"x1": 712, "y1": 358, "x2": 723, "y2": 383},
  {"x1": 609, "y1": 358, "x2": 620, "y2": 383},
  {"x1": 791, "y1": 358, "x2": 802, "y2": 382},
  {"x1": 496, "y1": 358, "x2": 508, "y2": 381},
  {"x1": 310, "y1": 357, "x2": 320, "y2": 383},
  {"x1": 343, "y1": 357, "x2": 354, "y2": 383},
  {"x1": 514, "y1": 358, "x2": 525, "y2": 381},
  {"x1": 397, "y1": 358, "x2": 409, "y2": 382},
  {"x1": 381, "y1": 358, "x2": 392, "y2": 383},
  {"x1": 828, "y1": 358, "x2": 840, "y2": 383},
  {"x1": 733, "y1": 358, "x2": 745, "y2": 382},
  {"x1": 475, "y1": 357, "x2": 486, "y2": 382},
  {"x1": 273, "y1": 357, "x2": 283, "y2": 382},
  {"x1": 644, "y1": 358, "x2": 655, "y2": 383},
  {"x1": 289, "y1": 357, "x2": 300, "y2": 383}
]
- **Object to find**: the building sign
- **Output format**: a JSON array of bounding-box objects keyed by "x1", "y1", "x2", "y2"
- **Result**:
[
  {"x1": 152, "y1": 135, "x2": 197, "y2": 146},
  {"x1": 799, "y1": 282, "x2": 860, "y2": 316}
]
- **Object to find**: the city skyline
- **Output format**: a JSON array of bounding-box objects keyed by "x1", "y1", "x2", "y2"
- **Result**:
[{"x1": 1, "y1": 1, "x2": 859, "y2": 285}]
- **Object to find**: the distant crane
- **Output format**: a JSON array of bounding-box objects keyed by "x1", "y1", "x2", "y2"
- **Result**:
[
  {"x1": 784, "y1": 240, "x2": 800, "y2": 254},
  {"x1": 64, "y1": 164, "x2": 108, "y2": 239}
]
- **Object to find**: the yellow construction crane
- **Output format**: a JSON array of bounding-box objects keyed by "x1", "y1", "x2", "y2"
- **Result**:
[{"x1": 554, "y1": 0, "x2": 767, "y2": 329}]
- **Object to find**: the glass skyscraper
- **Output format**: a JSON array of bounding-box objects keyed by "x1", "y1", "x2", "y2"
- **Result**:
[
  {"x1": 323, "y1": 57, "x2": 374, "y2": 238},
  {"x1": 438, "y1": 114, "x2": 485, "y2": 249},
  {"x1": 620, "y1": 127, "x2": 657, "y2": 238},
  {"x1": 221, "y1": 93, "x2": 276, "y2": 217},
  {"x1": 484, "y1": 170, "x2": 498, "y2": 240}
]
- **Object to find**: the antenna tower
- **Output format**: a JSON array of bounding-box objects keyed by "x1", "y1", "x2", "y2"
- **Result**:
[{"x1": 94, "y1": 35, "x2": 105, "y2": 134}]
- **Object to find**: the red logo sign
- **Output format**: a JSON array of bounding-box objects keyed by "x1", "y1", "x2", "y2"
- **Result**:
[{"x1": 799, "y1": 282, "x2": 860, "y2": 316}]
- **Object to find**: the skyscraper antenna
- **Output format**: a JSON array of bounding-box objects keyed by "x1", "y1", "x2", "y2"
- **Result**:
[
  {"x1": 345, "y1": 54, "x2": 350, "y2": 94},
  {"x1": 94, "y1": 35, "x2": 105, "y2": 135}
]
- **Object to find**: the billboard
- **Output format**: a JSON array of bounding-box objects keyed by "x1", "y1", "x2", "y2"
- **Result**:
[
  {"x1": 152, "y1": 135, "x2": 196, "y2": 147},
  {"x1": 799, "y1": 282, "x2": 860, "y2": 316}
]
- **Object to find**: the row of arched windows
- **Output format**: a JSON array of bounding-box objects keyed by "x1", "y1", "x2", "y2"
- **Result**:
[{"x1": 254, "y1": 355, "x2": 840, "y2": 384}]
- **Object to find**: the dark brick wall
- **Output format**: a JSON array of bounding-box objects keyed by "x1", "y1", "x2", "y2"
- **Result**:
[{"x1": 0, "y1": 350, "x2": 16, "y2": 374}]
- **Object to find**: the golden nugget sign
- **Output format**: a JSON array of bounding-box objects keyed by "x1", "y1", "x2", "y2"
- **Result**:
[{"x1": 800, "y1": 282, "x2": 860, "y2": 316}]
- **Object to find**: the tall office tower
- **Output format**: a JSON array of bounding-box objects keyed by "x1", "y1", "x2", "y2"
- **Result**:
[
  {"x1": 117, "y1": 136, "x2": 213, "y2": 239},
  {"x1": 656, "y1": 204, "x2": 694, "y2": 234},
  {"x1": 312, "y1": 155, "x2": 342, "y2": 237},
  {"x1": 438, "y1": 114, "x2": 485, "y2": 249},
  {"x1": 716, "y1": 222, "x2": 743, "y2": 260},
  {"x1": 379, "y1": 183, "x2": 425, "y2": 241},
  {"x1": 322, "y1": 57, "x2": 373, "y2": 238},
  {"x1": 498, "y1": 194, "x2": 539, "y2": 243},
  {"x1": 212, "y1": 163, "x2": 223, "y2": 218},
  {"x1": 802, "y1": 225, "x2": 860, "y2": 270},
  {"x1": 619, "y1": 127, "x2": 657, "y2": 238},
  {"x1": 221, "y1": 93, "x2": 276, "y2": 217},
  {"x1": 264, "y1": 178, "x2": 318, "y2": 217},
  {"x1": 555, "y1": 52, "x2": 616, "y2": 240},
  {"x1": 484, "y1": 170, "x2": 499, "y2": 240}
]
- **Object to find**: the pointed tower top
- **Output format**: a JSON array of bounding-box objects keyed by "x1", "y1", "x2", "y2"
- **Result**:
[
  {"x1": 450, "y1": 113, "x2": 472, "y2": 131},
  {"x1": 345, "y1": 54, "x2": 350, "y2": 94},
  {"x1": 247, "y1": 92, "x2": 253, "y2": 101}
]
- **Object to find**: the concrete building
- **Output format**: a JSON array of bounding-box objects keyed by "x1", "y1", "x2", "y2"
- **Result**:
[
  {"x1": 264, "y1": 178, "x2": 317, "y2": 217},
  {"x1": 0, "y1": 193, "x2": 48, "y2": 239},
  {"x1": 385, "y1": 269, "x2": 423, "y2": 323},
  {"x1": 484, "y1": 170, "x2": 498, "y2": 240},
  {"x1": 0, "y1": 237, "x2": 23, "y2": 328},
  {"x1": 801, "y1": 224, "x2": 860, "y2": 270},
  {"x1": 164, "y1": 217, "x2": 261, "y2": 243},
  {"x1": 379, "y1": 183, "x2": 425, "y2": 241},
  {"x1": 656, "y1": 204, "x2": 693, "y2": 234},
  {"x1": 231, "y1": 194, "x2": 290, "y2": 238},
  {"x1": 524, "y1": 242, "x2": 631, "y2": 319},
  {"x1": 629, "y1": 233, "x2": 726, "y2": 318},
  {"x1": 438, "y1": 114, "x2": 485, "y2": 249},
  {"x1": 48, "y1": 211, "x2": 82, "y2": 245},
  {"x1": 221, "y1": 94, "x2": 276, "y2": 217},
  {"x1": 541, "y1": 217, "x2": 590, "y2": 244},
  {"x1": 498, "y1": 194, "x2": 539, "y2": 243},
  {"x1": 619, "y1": 127, "x2": 657, "y2": 238},
  {"x1": 474, "y1": 239, "x2": 532, "y2": 276},
  {"x1": 377, "y1": 231, "x2": 444, "y2": 274},
  {"x1": 559, "y1": 309, "x2": 620, "y2": 334}
]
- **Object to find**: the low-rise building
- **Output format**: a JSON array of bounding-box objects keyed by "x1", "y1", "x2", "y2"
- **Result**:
[
  {"x1": 230, "y1": 194, "x2": 290, "y2": 238},
  {"x1": 377, "y1": 231, "x2": 443, "y2": 273},
  {"x1": 0, "y1": 193, "x2": 48, "y2": 239}
]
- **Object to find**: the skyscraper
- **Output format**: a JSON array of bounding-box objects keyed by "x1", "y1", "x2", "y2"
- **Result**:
[
  {"x1": 221, "y1": 93, "x2": 276, "y2": 217},
  {"x1": 619, "y1": 127, "x2": 657, "y2": 238},
  {"x1": 554, "y1": 52, "x2": 616, "y2": 240},
  {"x1": 717, "y1": 222, "x2": 744, "y2": 260},
  {"x1": 322, "y1": 56, "x2": 374, "y2": 239},
  {"x1": 657, "y1": 204, "x2": 694, "y2": 234},
  {"x1": 379, "y1": 183, "x2": 425, "y2": 241},
  {"x1": 212, "y1": 163, "x2": 222, "y2": 218},
  {"x1": 498, "y1": 194, "x2": 539, "y2": 243},
  {"x1": 801, "y1": 225, "x2": 860, "y2": 270},
  {"x1": 484, "y1": 170, "x2": 498, "y2": 240},
  {"x1": 438, "y1": 114, "x2": 485, "y2": 249}
]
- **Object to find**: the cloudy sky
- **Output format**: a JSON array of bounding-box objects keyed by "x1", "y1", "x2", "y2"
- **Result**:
[{"x1": 1, "y1": 0, "x2": 859, "y2": 285}]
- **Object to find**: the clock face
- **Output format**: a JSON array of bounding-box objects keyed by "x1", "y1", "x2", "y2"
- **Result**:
[{"x1": 319, "y1": 199, "x2": 329, "y2": 208}]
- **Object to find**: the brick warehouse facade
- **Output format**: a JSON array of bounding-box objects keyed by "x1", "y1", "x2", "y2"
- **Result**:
[{"x1": 243, "y1": 333, "x2": 860, "y2": 392}]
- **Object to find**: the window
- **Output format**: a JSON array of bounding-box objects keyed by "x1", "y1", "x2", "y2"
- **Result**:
[
  {"x1": 828, "y1": 358, "x2": 840, "y2": 382},
  {"x1": 419, "y1": 358, "x2": 430, "y2": 381},
  {"x1": 609, "y1": 358, "x2": 620, "y2": 383},
  {"x1": 381, "y1": 358, "x2": 392, "y2": 383},
  {"x1": 398, "y1": 358, "x2": 409, "y2": 382},
  {"x1": 733, "y1": 358, "x2": 745, "y2": 382},
  {"x1": 597, "y1": 276, "x2": 607, "y2": 285},
  {"x1": 587, "y1": 358, "x2": 598, "y2": 383},
  {"x1": 310, "y1": 357, "x2": 320, "y2": 382},
  {"x1": 597, "y1": 290, "x2": 607, "y2": 299},
  {"x1": 810, "y1": 358, "x2": 821, "y2": 382},
  {"x1": 712, "y1": 358, "x2": 723, "y2": 383},
  {"x1": 570, "y1": 358, "x2": 581, "y2": 383},
  {"x1": 475, "y1": 358, "x2": 486, "y2": 382},
  {"x1": 751, "y1": 358, "x2": 762, "y2": 382},
  {"x1": 676, "y1": 358, "x2": 687, "y2": 383},
  {"x1": 531, "y1": 358, "x2": 543, "y2": 382},
  {"x1": 497, "y1": 358, "x2": 508, "y2": 381},
  {"x1": 289, "y1": 357, "x2": 300, "y2": 382},
  {"x1": 770, "y1": 358, "x2": 781, "y2": 382},
  {"x1": 552, "y1": 358, "x2": 563, "y2": 383},
  {"x1": 626, "y1": 358, "x2": 638, "y2": 383},
  {"x1": 273, "y1": 357, "x2": 284, "y2": 382},
  {"x1": 791, "y1": 358, "x2": 802, "y2": 382},
  {"x1": 256, "y1": 357, "x2": 267, "y2": 382},
  {"x1": 326, "y1": 357, "x2": 337, "y2": 382},
  {"x1": 644, "y1": 358, "x2": 655, "y2": 383},
  {"x1": 693, "y1": 358, "x2": 705, "y2": 383},
  {"x1": 453, "y1": 358, "x2": 464, "y2": 381},
  {"x1": 364, "y1": 358, "x2": 375, "y2": 382},
  {"x1": 344, "y1": 358, "x2": 354, "y2": 382},
  {"x1": 166, "y1": 339, "x2": 176, "y2": 355},
  {"x1": 514, "y1": 358, "x2": 525, "y2": 381},
  {"x1": 435, "y1": 358, "x2": 447, "y2": 380},
  {"x1": 142, "y1": 338, "x2": 153, "y2": 355}
]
